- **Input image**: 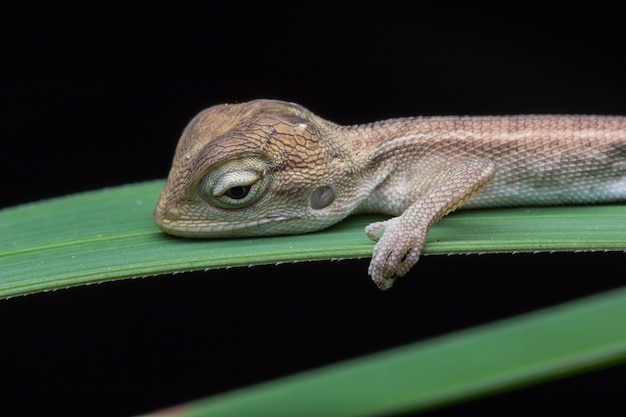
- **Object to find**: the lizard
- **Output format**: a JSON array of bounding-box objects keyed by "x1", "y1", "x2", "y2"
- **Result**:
[{"x1": 154, "y1": 99, "x2": 626, "y2": 290}]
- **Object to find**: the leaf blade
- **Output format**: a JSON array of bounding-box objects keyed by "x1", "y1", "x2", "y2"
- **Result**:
[{"x1": 1, "y1": 180, "x2": 625, "y2": 298}]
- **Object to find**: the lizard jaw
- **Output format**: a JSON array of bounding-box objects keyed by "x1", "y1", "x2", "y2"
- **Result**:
[{"x1": 154, "y1": 211, "x2": 296, "y2": 238}]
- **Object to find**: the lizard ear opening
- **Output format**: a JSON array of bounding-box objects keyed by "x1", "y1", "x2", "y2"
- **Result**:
[{"x1": 310, "y1": 185, "x2": 335, "y2": 210}]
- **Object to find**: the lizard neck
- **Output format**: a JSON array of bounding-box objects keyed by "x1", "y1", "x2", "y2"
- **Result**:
[
  {"x1": 339, "y1": 117, "x2": 423, "y2": 153},
  {"x1": 327, "y1": 118, "x2": 427, "y2": 215}
]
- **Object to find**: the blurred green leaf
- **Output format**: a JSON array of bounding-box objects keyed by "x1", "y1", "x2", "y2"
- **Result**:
[{"x1": 138, "y1": 286, "x2": 626, "y2": 417}]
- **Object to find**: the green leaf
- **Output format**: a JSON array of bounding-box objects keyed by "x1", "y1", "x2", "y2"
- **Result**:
[
  {"x1": 1, "y1": 180, "x2": 625, "y2": 298},
  {"x1": 138, "y1": 286, "x2": 626, "y2": 417}
]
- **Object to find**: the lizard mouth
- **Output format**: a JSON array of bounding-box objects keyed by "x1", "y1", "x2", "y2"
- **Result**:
[{"x1": 154, "y1": 212, "x2": 297, "y2": 238}]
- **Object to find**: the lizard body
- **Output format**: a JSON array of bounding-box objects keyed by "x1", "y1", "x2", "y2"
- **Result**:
[{"x1": 154, "y1": 99, "x2": 626, "y2": 290}]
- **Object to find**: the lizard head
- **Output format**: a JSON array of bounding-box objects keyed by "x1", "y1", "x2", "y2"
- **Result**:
[{"x1": 154, "y1": 99, "x2": 360, "y2": 238}]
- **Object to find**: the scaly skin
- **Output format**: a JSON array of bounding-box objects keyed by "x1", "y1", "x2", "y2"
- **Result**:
[{"x1": 154, "y1": 99, "x2": 626, "y2": 290}]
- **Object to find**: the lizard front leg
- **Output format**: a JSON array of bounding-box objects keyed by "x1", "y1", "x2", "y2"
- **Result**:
[{"x1": 366, "y1": 158, "x2": 496, "y2": 290}]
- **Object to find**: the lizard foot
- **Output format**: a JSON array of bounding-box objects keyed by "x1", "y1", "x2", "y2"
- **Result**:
[{"x1": 365, "y1": 218, "x2": 425, "y2": 290}]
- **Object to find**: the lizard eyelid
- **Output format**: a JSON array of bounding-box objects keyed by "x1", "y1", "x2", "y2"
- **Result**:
[
  {"x1": 211, "y1": 170, "x2": 260, "y2": 197},
  {"x1": 199, "y1": 157, "x2": 272, "y2": 209}
]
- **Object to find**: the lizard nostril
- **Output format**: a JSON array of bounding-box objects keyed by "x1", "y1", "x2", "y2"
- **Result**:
[{"x1": 163, "y1": 207, "x2": 181, "y2": 221}]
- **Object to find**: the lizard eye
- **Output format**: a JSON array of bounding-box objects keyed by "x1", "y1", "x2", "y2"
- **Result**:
[
  {"x1": 224, "y1": 185, "x2": 251, "y2": 200},
  {"x1": 199, "y1": 157, "x2": 271, "y2": 209}
]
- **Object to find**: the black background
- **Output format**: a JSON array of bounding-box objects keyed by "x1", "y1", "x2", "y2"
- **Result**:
[{"x1": 2, "y1": 3, "x2": 626, "y2": 416}]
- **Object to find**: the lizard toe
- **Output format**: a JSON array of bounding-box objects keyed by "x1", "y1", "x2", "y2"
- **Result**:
[
  {"x1": 368, "y1": 258, "x2": 397, "y2": 290},
  {"x1": 365, "y1": 219, "x2": 393, "y2": 242},
  {"x1": 396, "y1": 247, "x2": 421, "y2": 277},
  {"x1": 368, "y1": 236, "x2": 406, "y2": 290}
]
